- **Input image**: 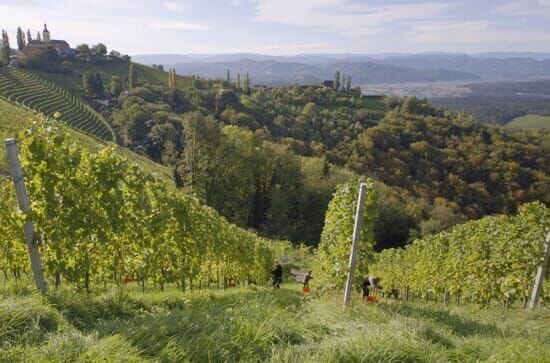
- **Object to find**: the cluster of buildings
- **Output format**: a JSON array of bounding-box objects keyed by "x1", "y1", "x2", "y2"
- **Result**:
[{"x1": 20, "y1": 23, "x2": 76, "y2": 59}]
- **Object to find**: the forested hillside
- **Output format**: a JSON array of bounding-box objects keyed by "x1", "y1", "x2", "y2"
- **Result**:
[
  {"x1": 1, "y1": 38, "x2": 548, "y2": 248},
  {"x1": 104, "y1": 82, "x2": 549, "y2": 247}
]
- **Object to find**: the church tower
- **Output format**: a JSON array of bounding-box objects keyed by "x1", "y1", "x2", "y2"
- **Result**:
[{"x1": 42, "y1": 23, "x2": 50, "y2": 43}]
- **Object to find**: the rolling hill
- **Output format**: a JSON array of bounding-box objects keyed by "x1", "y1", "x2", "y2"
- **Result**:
[
  {"x1": 0, "y1": 66, "x2": 114, "y2": 141},
  {"x1": 0, "y1": 98, "x2": 173, "y2": 181},
  {"x1": 29, "y1": 61, "x2": 194, "y2": 95},
  {"x1": 169, "y1": 59, "x2": 479, "y2": 86}
]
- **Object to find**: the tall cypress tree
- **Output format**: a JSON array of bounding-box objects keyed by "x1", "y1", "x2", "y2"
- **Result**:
[
  {"x1": 36, "y1": 31, "x2": 41, "y2": 42},
  {"x1": 26, "y1": 29, "x2": 32, "y2": 44},
  {"x1": 243, "y1": 72, "x2": 250, "y2": 95},
  {"x1": 346, "y1": 75, "x2": 351, "y2": 93},
  {"x1": 334, "y1": 70, "x2": 340, "y2": 92},
  {"x1": 236, "y1": 73, "x2": 241, "y2": 90},
  {"x1": 16, "y1": 27, "x2": 25, "y2": 51},
  {"x1": 128, "y1": 62, "x2": 136, "y2": 90},
  {"x1": 226, "y1": 69, "x2": 230, "y2": 84},
  {"x1": 171, "y1": 68, "x2": 177, "y2": 88},
  {"x1": 0, "y1": 30, "x2": 11, "y2": 65}
]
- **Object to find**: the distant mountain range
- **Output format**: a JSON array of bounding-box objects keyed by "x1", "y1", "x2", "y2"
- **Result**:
[{"x1": 133, "y1": 53, "x2": 550, "y2": 86}]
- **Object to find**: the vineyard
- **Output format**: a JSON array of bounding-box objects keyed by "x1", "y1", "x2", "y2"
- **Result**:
[
  {"x1": 0, "y1": 66, "x2": 114, "y2": 141},
  {"x1": 371, "y1": 202, "x2": 550, "y2": 306},
  {"x1": 0, "y1": 123, "x2": 287, "y2": 291},
  {"x1": 0, "y1": 101, "x2": 549, "y2": 362}
]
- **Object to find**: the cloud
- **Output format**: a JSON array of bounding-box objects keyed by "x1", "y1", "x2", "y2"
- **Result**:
[
  {"x1": 163, "y1": 1, "x2": 186, "y2": 13},
  {"x1": 149, "y1": 21, "x2": 210, "y2": 30},
  {"x1": 495, "y1": 0, "x2": 550, "y2": 17},
  {"x1": 409, "y1": 20, "x2": 550, "y2": 44},
  {"x1": 231, "y1": 0, "x2": 243, "y2": 5},
  {"x1": 253, "y1": 0, "x2": 452, "y2": 37}
]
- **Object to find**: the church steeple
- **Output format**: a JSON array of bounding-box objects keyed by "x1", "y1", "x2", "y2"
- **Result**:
[{"x1": 42, "y1": 22, "x2": 50, "y2": 43}]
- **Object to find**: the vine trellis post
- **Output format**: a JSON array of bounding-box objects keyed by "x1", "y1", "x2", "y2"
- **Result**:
[
  {"x1": 342, "y1": 183, "x2": 367, "y2": 309},
  {"x1": 4, "y1": 138, "x2": 47, "y2": 293},
  {"x1": 528, "y1": 232, "x2": 550, "y2": 310}
]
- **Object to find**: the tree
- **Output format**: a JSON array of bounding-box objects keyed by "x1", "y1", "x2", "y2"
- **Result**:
[
  {"x1": 168, "y1": 68, "x2": 177, "y2": 88},
  {"x1": 76, "y1": 44, "x2": 92, "y2": 62},
  {"x1": 110, "y1": 75, "x2": 122, "y2": 96},
  {"x1": 128, "y1": 62, "x2": 136, "y2": 90},
  {"x1": 82, "y1": 71, "x2": 96, "y2": 96},
  {"x1": 236, "y1": 73, "x2": 241, "y2": 90},
  {"x1": 16, "y1": 27, "x2": 26, "y2": 51},
  {"x1": 26, "y1": 29, "x2": 32, "y2": 44},
  {"x1": 0, "y1": 30, "x2": 10, "y2": 65},
  {"x1": 243, "y1": 72, "x2": 250, "y2": 95},
  {"x1": 346, "y1": 75, "x2": 351, "y2": 93},
  {"x1": 226, "y1": 69, "x2": 230, "y2": 83},
  {"x1": 36, "y1": 32, "x2": 41, "y2": 42},
  {"x1": 94, "y1": 73, "x2": 104, "y2": 97},
  {"x1": 334, "y1": 70, "x2": 340, "y2": 92},
  {"x1": 93, "y1": 43, "x2": 107, "y2": 57}
]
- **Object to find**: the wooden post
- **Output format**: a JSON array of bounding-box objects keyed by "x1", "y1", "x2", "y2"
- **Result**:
[
  {"x1": 528, "y1": 232, "x2": 550, "y2": 310},
  {"x1": 343, "y1": 183, "x2": 368, "y2": 309},
  {"x1": 4, "y1": 138, "x2": 47, "y2": 293}
]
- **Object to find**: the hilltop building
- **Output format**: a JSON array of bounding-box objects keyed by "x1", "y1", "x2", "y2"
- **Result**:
[
  {"x1": 321, "y1": 80, "x2": 334, "y2": 88},
  {"x1": 22, "y1": 23, "x2": 75, "y2": 58}
]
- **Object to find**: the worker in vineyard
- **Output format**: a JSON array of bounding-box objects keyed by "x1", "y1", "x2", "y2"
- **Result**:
[
  {"x1": 303, "y1": 271, "x2": 313, "y2": 289},
  {"x1": 272, "y1": 263, "x2": 283, "y2": 289},
  {"x1": 362, "y1": 276, "x2": 381, "y2": 298}
]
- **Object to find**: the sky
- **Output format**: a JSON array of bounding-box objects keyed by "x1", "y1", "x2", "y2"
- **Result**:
[{"x1": 1, "y1": 0, "x2": 550, "y2": 55}]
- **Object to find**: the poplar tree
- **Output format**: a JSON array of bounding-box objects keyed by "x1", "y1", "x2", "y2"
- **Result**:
[
  {"x1": 128, "y1": 62, "x2": 136, "y2": 90},
  {"x1": 36, "y1": 32, "x2": 41, "y2": 42},
  {"x1": 26, "y1": 29, "x2": 32, "y2": 44},
  {"x1": 171, "y1": 68, "x2": 177, "y2": 88},
  {"x1": 0, "y1": 30, "x2": 11, "y2": 65},
  {"x1": 236, "y1": 73, "x2": 241, "y2": 90},
  {"x1": 334, "y1": 70, "x2": 340, "y2": 92},
  {"x1": 16, "y1": 27, "x2": 26, "y2": 51},
  {"x1": 226, "y1": 69, "x2": 230, "y2": 84},
  {"x1": 110, "y1": 75, "x2": 122, "y2": 96},
  {"x1": 346, "y1": 75, "x2": 351, "y2": 93},
  {"x1": 243, "y1": 72, "x2": 250, "y2": 95},
  {"x1": 167, "y1": 68, "x2": 172, "y2": 88}
]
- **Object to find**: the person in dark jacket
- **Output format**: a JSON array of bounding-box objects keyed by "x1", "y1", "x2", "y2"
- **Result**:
[
  {"x1": 272, "y1": 263, "x2": 283, "y2": 289},
  {"x1": 303, "y1": 271, "x2": 313, "y2": 289},
  {"x1": 362, "y1": 276, "x2": 381, "y2": 297}
]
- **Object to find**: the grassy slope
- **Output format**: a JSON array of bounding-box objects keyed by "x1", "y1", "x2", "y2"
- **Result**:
[
  {"x1": 1, "y1": 282, "x2": 548, "y2": 362},
  {"x1": 0, "y1": 98, "x2": 172, "y2": 181},
  {"x1": 31, "y1": 61, "x2": 194, "y2": 94},
  {"x1": 508, "y1": 114, "x2": 550, "y2": 129}
]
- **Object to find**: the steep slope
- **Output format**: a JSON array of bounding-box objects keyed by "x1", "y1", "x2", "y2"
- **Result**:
[
  {"x1": 0, "y1": 67, "x2": 114, "y2": 141},
  {"x1": 0, "y1": 98, "x2": 173, "y2": 181}
]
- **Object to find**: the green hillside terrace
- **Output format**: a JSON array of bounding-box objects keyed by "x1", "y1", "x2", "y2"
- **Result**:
[{"x1": 0, "y1": 66, "x2": 114, "y2": 141}]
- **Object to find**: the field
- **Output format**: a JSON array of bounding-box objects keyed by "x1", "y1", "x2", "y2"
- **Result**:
[
  {"x1": 0, "y1": 98, "x2": 172, "y2": 181},
  {"x1": 1, "y1": 280, "x2": 549, "y2": 362},
  {"x1": 507, "y1": 114, "x2": 550, "y2": 129}
]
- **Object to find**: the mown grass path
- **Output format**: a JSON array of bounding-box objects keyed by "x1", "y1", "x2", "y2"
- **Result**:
[{"x1": 1, "y1": 281, "x2": 549, "y2": 362}]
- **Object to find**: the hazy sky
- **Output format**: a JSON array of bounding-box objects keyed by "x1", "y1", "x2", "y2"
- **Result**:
[{"x1": 1, "y1": 0, "x2": 549, "y2": 55}]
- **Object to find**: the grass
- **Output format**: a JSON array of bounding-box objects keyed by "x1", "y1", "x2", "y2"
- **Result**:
[
  {"x1": 31, "y1": 61, "x2": 194, "y2": 95},
  {"x1": 0, "y1": 98, "x2": 173, "y2": 182},
  {"x1": 507, "y1": 114, "x2": 550, "y2": 129},
  {"x1": 1, "y1": 278, "x2": 548, "y2": 362}
]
